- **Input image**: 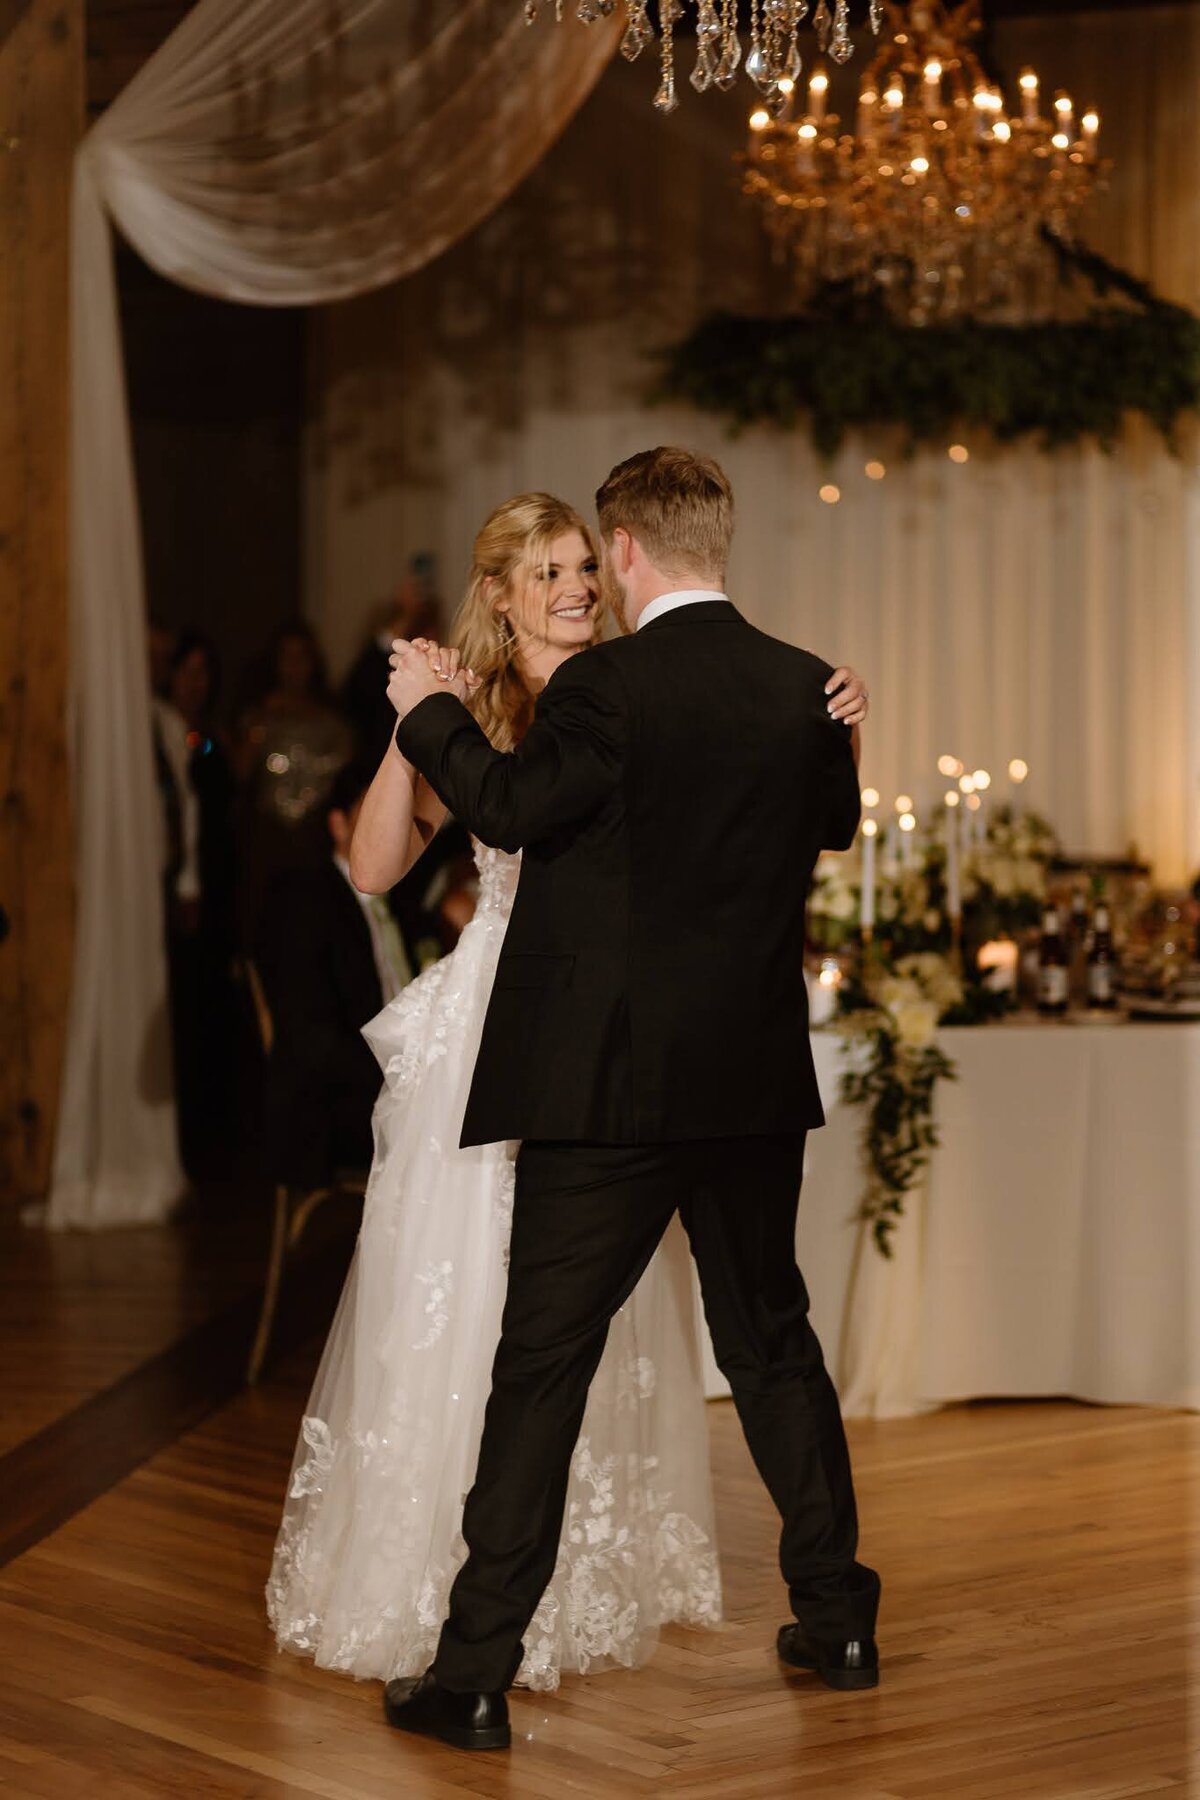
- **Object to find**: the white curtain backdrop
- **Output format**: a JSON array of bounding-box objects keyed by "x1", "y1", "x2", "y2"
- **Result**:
[
  {"x1": 50, "y1": 0, "x2": 620, "y2": 1227},
  {"x1": 306, "y1": 7, "x2": 1200, "y2": 883}
]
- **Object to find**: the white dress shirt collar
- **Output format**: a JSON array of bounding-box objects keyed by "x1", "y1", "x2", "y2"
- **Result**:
[{"x1": 636, "y1": 589, "x2": 730, "y2": 632}]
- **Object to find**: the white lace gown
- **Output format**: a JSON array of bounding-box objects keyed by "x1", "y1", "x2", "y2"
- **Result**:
[{"x1": 267, "y1": 844, "x2": 722, "y2": 1690}]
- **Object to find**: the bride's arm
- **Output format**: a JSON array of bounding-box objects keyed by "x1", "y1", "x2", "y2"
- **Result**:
[{"x1": 348, "y1": 739, "x2": 448, "y2": 895}]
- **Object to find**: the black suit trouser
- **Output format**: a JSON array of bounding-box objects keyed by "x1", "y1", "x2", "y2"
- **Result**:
[{"x1": 432, "y1": 1133, "x2": 881, "y2": 1693}]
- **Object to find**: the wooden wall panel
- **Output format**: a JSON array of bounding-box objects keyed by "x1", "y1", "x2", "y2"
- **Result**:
[{"x1": 0, "y1": 2, "x2": 85, "y2": 1204}]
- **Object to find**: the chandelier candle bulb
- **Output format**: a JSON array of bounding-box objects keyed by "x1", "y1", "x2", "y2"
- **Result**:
[
  {"x1": 1054, "y1": 91, "x2": 1074, "y2": 135},
  {"x1": 858, "y1": 87, "x2": 878, "y2": 139},
  {"x1": 808, "y1": 69, "x2": 829, "y2": 122},
  {"x1": 1081, "y1": 110, "x2": 1099, "y2": 159},
  {"x1": 1019, "y1": 69, "x2": 1039, "y2": 122},
  {"x1": 923, "y1": 58, "x2": 942, "y2": 114},
  {"x1": 860, "y1": 817, "x2": 878, "y2": 932}
]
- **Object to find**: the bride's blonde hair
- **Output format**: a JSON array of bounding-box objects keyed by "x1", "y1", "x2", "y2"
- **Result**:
[{"x1": 451, "y1": 493, "x2": 607, "y2": 752}]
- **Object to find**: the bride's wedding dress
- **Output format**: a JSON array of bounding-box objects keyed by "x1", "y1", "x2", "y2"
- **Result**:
[{"x1": 267, "y1": 843, "x2": 722, "y2": 1689}]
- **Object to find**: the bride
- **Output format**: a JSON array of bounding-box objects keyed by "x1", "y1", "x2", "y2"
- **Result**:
[{"x1": 266, "y1": 492, "x2": 868, "y2": 1690}]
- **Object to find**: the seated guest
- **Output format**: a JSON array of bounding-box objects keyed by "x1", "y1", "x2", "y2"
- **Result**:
[
  {"x1": 257, "y1": 763, "x2": 411, "y2": 1190},
  {"x1": 235, "y1": 619, "x2": 353, "y2": 947}
]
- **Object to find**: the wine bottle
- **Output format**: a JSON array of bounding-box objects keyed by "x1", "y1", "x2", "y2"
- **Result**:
[
  {"x1": 1038, "y1": 906, "x2": 1070, "y2": 1016},
  {"x1": 1086, "y1": 904, "x2": 1118, "y2": 1011}
]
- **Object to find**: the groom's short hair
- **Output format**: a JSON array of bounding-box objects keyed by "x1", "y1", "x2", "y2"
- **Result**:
[{"x1": 595, "y1": 447, "x2": 733, "y2": 579}]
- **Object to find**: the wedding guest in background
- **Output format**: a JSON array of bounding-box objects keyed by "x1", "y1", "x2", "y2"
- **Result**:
[
  {"x1": 235, "y1": 619, "x2": 353, "y2": 944},
  {"x1": 256, "y1": 762, "x2": 409, "y2": 1191},
  {"x1": 341, "y1": 559, "x2": 442, "y2": 764},
  {"x1": 148, "y1": 614, "x2": 176, "y2": 702},
  {"x1": 167, "y1": 630, "x2": 241, "y2": 1175}
]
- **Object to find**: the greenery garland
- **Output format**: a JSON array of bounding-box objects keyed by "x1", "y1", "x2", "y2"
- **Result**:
[
  {"x1": 840, "y1": 1026, "x2": 957, "y2": 1258},
  {"x1": 655, "y1": 238, "x2": 1200, "y2": 458}
]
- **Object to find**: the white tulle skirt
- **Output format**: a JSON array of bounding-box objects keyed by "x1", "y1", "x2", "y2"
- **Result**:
[{"x1": 266, "y1": 848, "x2": 722, "y2": 1689}]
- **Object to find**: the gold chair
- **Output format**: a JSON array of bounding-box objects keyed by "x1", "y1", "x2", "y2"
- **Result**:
[{"x1": 241, "y1": 958, "x2": 367, "y2": 1386}]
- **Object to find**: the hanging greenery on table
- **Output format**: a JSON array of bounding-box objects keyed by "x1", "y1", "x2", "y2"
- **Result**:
[
  {"x1": 655, "y1": 237, "x2": 1200, "y2": 459},
  {"x1": 834, "y1": 954, "x2": 963, "y2": 1258}
]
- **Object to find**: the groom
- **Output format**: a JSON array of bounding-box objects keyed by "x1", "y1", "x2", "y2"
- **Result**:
[{"x1": 385, "y1": 447, "x2": 880, "y2": 1751}]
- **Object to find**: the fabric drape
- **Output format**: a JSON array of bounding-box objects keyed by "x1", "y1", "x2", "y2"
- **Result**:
[{"x1": 49, "y1": 0, "x2": 620, "y2": 1227}]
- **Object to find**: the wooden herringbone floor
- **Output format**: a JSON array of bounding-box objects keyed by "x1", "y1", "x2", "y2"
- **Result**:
[{"x1": 0, "y1": 1339, "x2": 1193, "y2": 1799}]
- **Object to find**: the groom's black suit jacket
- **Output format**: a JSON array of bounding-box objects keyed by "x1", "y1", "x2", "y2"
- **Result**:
[{"x1": 396, "y1": 600, "x2": 860, "y2": 1148}]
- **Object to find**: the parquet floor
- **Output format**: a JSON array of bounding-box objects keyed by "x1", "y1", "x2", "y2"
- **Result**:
[
  {"x1": 0, "y1": 1326, "x2": 1193, "y2": 1799},
  {"x1": 0, "y1": 1195, "x2": 271, "y2": 1456}
]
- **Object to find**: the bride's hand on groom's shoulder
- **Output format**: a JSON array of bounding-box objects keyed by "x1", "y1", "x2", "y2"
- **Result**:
[
  {"x1": 388, "y1": 638, "x2": 479, "y2": 719},
  {"x1": 825, "y1": 666, "x2": 869, "y2": 728}
]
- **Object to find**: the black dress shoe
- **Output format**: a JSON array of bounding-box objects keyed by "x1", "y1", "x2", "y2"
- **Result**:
[
  {"x1": 383, "y1": 1670, "x2": 511, "y2": 1751},
  {"x1": 777, "y1": 1623, "x2": 879, "y2": 1691}
]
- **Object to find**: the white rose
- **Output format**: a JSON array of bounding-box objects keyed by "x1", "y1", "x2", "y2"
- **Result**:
[
  {"x1": 878, "y1": 976, "x2": 922, "y2": 1012},
  {"x1": 891, "y1": 998, "x2": 939, "y2": 1049},
  {"x1": 828, "y1": 883, "x2": 857, "y2": 922}
]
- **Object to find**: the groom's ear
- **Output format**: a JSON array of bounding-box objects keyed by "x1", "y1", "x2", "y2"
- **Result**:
[{"x1": 610, "y1": 527, "x2": 633, "y2": 573}]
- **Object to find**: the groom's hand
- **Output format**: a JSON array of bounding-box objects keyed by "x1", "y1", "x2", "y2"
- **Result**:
[{"x1": 388, "y1": 639, "x2": 477, "y2": 719}]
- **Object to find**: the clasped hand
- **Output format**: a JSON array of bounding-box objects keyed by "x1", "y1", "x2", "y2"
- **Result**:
[{"x1": 387, "y1": 638, "x2": 479, "y2": 721}]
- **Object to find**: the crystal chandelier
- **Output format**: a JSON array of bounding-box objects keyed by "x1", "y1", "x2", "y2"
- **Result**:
[
  {"x1": 742, "y1": 0, "x2": 1104, "y2": 321},
  {"x1": 523, "y1": 1, "x2": 886, "y2": 114}
]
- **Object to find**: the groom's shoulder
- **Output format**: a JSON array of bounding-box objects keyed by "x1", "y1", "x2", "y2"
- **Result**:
[{"x1": 738, "y1": 619, "x2": 837, "y2": 690}]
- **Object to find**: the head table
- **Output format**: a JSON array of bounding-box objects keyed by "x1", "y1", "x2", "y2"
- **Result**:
[{"x1": 698, "y1": 1018, "x2": 1200, "y2": 1416}]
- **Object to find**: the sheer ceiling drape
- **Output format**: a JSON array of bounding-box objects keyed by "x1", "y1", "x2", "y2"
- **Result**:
[{"x1": 49, "y1": 0, "x2": 620, "y2": 1227}]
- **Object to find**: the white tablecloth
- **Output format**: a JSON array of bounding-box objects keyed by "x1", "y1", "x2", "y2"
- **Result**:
[{"x1": 699, "y1": 1020, "x2": 1200, "y2": 1415}]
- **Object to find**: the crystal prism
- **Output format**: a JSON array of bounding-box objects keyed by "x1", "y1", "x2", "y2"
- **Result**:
[
  {"x1": 715, "y1": 36, "x2": 741, "y2": 90},
  {"x1": 653, "y1": 70, "x2": 679, "y2": 113},
  {"x1": 691, "y1": 49, "x2": 715, "y2": 92},
  {"x1": 813, "y1": 0, "x2": 832, "y2": 51}
]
